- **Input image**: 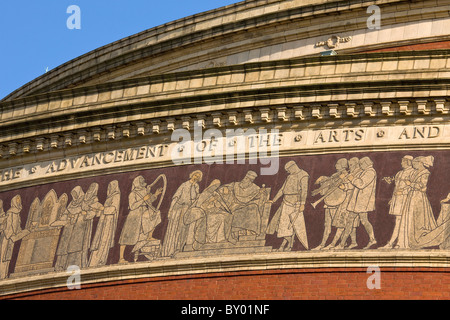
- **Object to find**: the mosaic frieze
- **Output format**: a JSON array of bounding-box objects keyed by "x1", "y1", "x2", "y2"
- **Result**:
[{"x1": 0, "y1": 150, "x2": 449, "y2": 280}]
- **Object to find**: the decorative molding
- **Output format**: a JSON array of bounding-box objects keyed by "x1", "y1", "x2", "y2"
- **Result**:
[
  {"x1": 0, "y1": 97, "x2": 448, "y2": 161},
  {"x1": 315, "y1": 35, "x2": 352, "y2": 49}
]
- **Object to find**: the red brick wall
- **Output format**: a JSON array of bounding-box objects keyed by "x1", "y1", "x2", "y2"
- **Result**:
[
  {"x1": 5, "y1": 268, "x2": 449, "y2": 300},
  {"x1": 361, "y1": 40, "x2": 450, "y2": 53}
]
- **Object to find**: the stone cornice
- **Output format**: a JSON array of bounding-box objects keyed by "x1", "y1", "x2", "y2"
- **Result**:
[
  {"x1": 0, "y1": 50, "x2": 448, "y2": 163},
  {"x1": 0, "y1": 250, "x2": 448, "y2": 297},
  {"x1": 1, "y1": 50, "x2": 449, "y2": 116}
]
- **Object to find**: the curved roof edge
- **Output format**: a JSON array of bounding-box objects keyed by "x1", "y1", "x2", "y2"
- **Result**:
[{"x1": 2, "y1": 0, "x2": 446, "y2": 102}]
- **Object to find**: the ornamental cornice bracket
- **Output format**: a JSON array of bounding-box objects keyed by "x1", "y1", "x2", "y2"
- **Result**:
[{"x1": 315, "y1": 35, "x2": 352, "y2": 50}]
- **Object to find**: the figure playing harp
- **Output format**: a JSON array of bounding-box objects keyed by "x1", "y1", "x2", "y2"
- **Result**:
[{"x1": 118, "y1": 175, "x2": 166, "y2": 264}]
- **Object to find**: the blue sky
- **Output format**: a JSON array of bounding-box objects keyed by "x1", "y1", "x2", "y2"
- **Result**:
[{"x1": 0, "y1": 1, "x2": 239, "y2": 100}]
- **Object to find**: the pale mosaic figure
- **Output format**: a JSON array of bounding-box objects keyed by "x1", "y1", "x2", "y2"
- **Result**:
[
  {"x1": 267, "y1": 161, "x2": 310, "y2": 251},
  {"x1": 312, "y1": 158, "x2": 355, "y2": 250},
  {"x1": 183, "y1": 179, "x2": 233, "y2": 249},
  {"x1": 335, "y1": 156, "x2": 377, "y2": 249},
  {"x1": 0, "y1": 196, "x2": 29, "y2": 279},
  {"x1": 179, "y1": 171, "x2": 271, "y2": 255},
  {"x1": 52, "y1": 187, "x2": 83, "y2": 271},
  {"x1": 118, "y1": 176, "x2": 164, "y2": 263},
  {"x1": 162, "y1": 170, "x2": 202, "y2": 257},
  {"x1": 438, "y1": 194, "x2": 450, "y2": 249},
  {"x1": 66, "y1": 183, "x2": 103, "y2": 269},
  {"x1": 214, "y1": 171, "x2": 265, "y2": 241},
  {"x1": 381, "y1": 155, "x2": 415, "y2": 249},
  {"x1": 52, "y1": 189, "x2": 80, "y2": 270},
  {"x1": 395, "y1": 156, "x2": 450, "y2": 249},
  {"x1": 89, "y1": 180, "x2": 121, "y2": 268},
  {"x1": 315, "y1": 158, "x2": 360, "y2": 250}
]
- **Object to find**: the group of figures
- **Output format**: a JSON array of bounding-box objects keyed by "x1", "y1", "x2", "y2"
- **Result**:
[
  {"x1": 0, "y1": 154, "x2": 449, "y2": 280},
  {"x1": 311, "y1": 155, "x2": 450, "y2": 251}
]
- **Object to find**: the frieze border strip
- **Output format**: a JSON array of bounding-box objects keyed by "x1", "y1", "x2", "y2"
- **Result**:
[
  {"x1": 0, "y1": 250, "x2": 448, "y2": 297},
  {"x1": 0, "y1": 97, "x2": 448, "y2": 160}
]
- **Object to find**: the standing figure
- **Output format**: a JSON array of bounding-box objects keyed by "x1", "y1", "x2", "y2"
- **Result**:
[
  {"x1": 396, "y1": 156, "x2": 438, "y2": 249},
  {"x1": 312, "y1": 158, "x2": 349, "y2": 250},
  {"x1": 162, "y1": 170, "x2": 202, "y2": 257},
  {"x1": 118, "y1": 176, "x2": 163, "y2": 264},
  {"x1": 89, "y1": 180, "x2": 121, "y2": 267},
  {"x1": 267, "y1": 161, "x2": 310, "y2": 251},
  {"x1": 53, "y1": 187, "x2": 84, "y2": 271},
  {"x1": 0, "y1": 196, "x2": 29, "y2": 279},
  {"x1": 381, "y1": 155, "x2": 414, "y2": 249},
  {"x1": 320, "y1": 158, "x2": 360, "y2": 250},
  {"x1": 336, "y1": 157, "x2": 377, "y2": 250},
  {"x1": 66, "y1": 183, "x2": 104, "y2": 269}
]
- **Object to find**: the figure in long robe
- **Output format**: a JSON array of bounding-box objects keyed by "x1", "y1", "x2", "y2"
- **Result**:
[
  {"x1": 381, "y1": 155, "x2": 415, "y2": 249},
  {"x1": 184, "y1": 179, "x2": 233, "y2": 249},
  {"x1": 162, "y1": 171, "x2": 202, "y2": 257},
  {"x1": 216, "y1": 171, "x2": 263, "y2": 239},
  {"x1": 66, "y1": 183, "x2": 103, "y2": 269},
  {"x1": 0, "y1": 196, "x2": 29, "y2": 279},
  {"x1": 89, "y1": 180, "x2": 121, "y2": 267},
  {"x1": 118, "y1": 176, "x2": 163, "y2": 263},
  {"x1": 396, "y1": 156, "x2": 440, "y2": 249},
  {"x1": 53, "y1": 187, "x2": 84, "y2": 271}
]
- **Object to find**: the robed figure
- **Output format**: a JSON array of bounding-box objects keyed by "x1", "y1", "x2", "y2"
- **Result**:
[
  {"x1": 395, "y1": 156, "x2": 449, "y2": 249},
  {"x1": 66, "y1": 183, "x2": 104, "y2": 269},
  {"x1": 162, "y1": 171, "x2": 202, "y2": 257},
  {"x1": 0, "y1": 196, "x2": 29, "y2": 279},
  {"x1": 53, "y1": 187, "x2": 84, "y2": 271},
  {"x1": 89, "y1": 180, "x2": 121, "y2": 267},
  {"x1": 382, "y1": 155, "x2": 415, "y2": 249},
  {"x1": 184, "y1": 179, "x2": 234, "y2": 249},
  {"x1": 267, "y1": 161, "x2": 309, "y2": 251},
  {"x1": 118, "y1": 176, "x2": 163, "y2": 263},
  {"x1": 217, "y1": 171, "x2": 264, "y2": 239}
]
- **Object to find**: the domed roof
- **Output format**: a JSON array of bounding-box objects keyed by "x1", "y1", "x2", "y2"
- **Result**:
[{"x1": 3, "y1": 0, "x2": 449, "y2": 102}]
